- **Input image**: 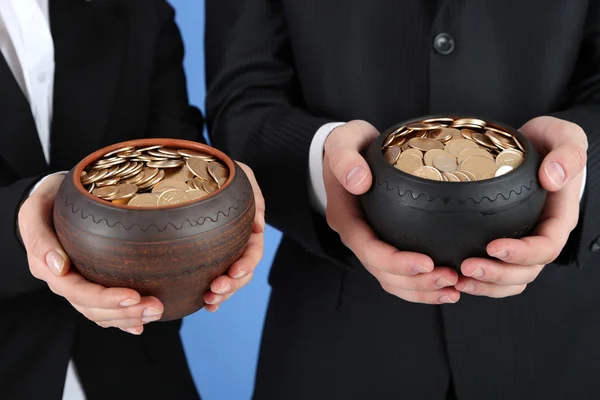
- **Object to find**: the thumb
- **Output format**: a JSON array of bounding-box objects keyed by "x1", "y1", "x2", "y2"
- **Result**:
[
  {"x1": 323, "y1": 120, "x2": 379, "y2": 195},
  {"x1": 18, "y1": 174, "x2": 70, "y2": 277}
]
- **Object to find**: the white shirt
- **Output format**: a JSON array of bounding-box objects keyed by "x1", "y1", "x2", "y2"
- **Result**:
[{"x1": 0, "y1": 1, "x2": 84, "y2": 399}]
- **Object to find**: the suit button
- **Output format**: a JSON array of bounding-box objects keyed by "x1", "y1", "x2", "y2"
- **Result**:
[
  {"x1": 591, "y1": 238, "x2": 600, "y2": 252},
  {"x1": 433, "y1": 33, "x2": 455, "y2": 55}
]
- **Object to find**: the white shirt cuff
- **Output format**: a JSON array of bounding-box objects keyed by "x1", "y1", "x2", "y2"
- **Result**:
[
  {"x1": 308, "y1": 122, "x2": 346, "y2": 215},
  {"x1": 29, "y1": 171, "x2": 68, "y2": 196},
  {"x1": 579, "y1": 165, "x2": 586, "y2": 202}
]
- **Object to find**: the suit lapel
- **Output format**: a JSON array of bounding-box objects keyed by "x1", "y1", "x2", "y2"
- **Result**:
[
  {"x1": 0, "y1": 54, "x2": 48, "y2": 177},
  {"x1": 49, "y1": 0, "x2": 126, "y2": 168}
]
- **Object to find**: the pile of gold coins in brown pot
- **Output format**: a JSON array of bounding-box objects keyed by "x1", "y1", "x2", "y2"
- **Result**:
[
  {"x1": 382, "y1": 117, "x2": 526, "y2": 181},
  {"x1": 80, "y1": 145, "x2": 229, "y2": 207}
]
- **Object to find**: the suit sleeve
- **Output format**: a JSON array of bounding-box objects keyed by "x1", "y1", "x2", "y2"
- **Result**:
[
  {"x1": 205, "y1": 0, "x2": 356, "y2": 269},
  {"x1": 550, "y1": 2, "x2": 600, "y2": 268}
]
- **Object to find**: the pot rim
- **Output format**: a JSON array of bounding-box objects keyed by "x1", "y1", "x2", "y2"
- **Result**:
[
  {"x1": 375, "y1": 115, "x2": 535, "y2": 188},
  {"x1": 73, "y1": 138, "x2": 237, "y2": 211}
]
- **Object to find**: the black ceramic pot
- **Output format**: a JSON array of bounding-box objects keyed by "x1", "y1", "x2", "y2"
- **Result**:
[{"x1": 360, "y1": 116, "x2": 547, "y2": 270}]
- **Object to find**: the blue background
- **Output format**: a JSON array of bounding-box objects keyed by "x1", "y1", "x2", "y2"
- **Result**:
[{"x1": 169, "y1": 1, "x2": 282, "y2": 399}]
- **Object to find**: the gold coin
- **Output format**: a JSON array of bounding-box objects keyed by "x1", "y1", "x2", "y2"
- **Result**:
[
  {"x1": 177, "y1": 149, "x2": 214, "y2": 159},
  {"x1": 128, "y1": 193, "x2": 159, "y2": 207},
  {"x1": 133, "y1": 155, "x2": 168, "y2": 162},
  {"x1": 146, "y1": 159, "x2": 185, "y2": 168},
  {"x1": 81, "y1": 169, "x2": 100, "y2": 185},
  {"x1": 411, "y1": 166, "x2": 443, "y2": 181},
  {"x1": 496, "y1": 149, "x2": 525, "y2": 168},
  {"x1": 394, "y1": 154, "x2": 423, "y2": 174},
  {"x1": 471, "y1": 132, "x2": 497, "y2": 149},
  {"x1": 111, "y1": 198, "x2": 130, "y2": 205},
  {"x1": 186, "y1": 189, "x2": 209, "y2": 200},
  {"x1": 95, "y1": 176, "x2": 121, "y2": 187},
  {"x1": 451, "y1": 118, "x2": 486, "y2": 128},
  {"x1": 460, "y1": 156, "x2": 498, "y2": 180},
  {"x1": 484, "y1": 125, "x2": 513, "y2": 138},
  {"x1": 485, "y1": 130, "x2": 516, "y2": 149},
  {"x1": 444, "y1": 139, "x2": 479, "y2": 157},
  {"x1": 202, "y1": 179, "x2": 219, "y2": 193},
  {"x1": 135, "y1": 167, "x2": 159, "y2": 186},
  {"x1": 408, "y1": 137, "x2": 444, "y2": 152},
  {"x1": 186, "y1": 157, "x2": 210, "y2": 180},
  {"x1": 432, "y1": 156, "x2": 457, "y2": 172},
  {"x1": 103, "y1": 164, "x2": 123, "y2": 179},
  {"x1": 103, "y1": 146, "x2": 135, "y2": 158},
  {"x1": 453, "y1": 171, "x2": 471, "y2": 182},
  {"x1": 216, "y1": 176, "x2": 227, "y2": 188},
  {"x1": 120, "y1": 163, "x2": 144, "y2": 180},
  {"x1": 423, "y1": 149, "x2": 452, "y2": 167},
  {"x1": 427, "y1": 128, "x2": 458, "y2": 142},
  {"x1": 442, "y1": 172, "x2": 461, "y2": 182},
  {"x1": 495, "y1": 165, "x2": 514, "y2": 177},
  {"x1": 137, "y1": 169, "x2": 165, "y2": 190},
  {"x1": 422, "y1": 117, "x2": 455, "y2": 125},
  {"x1": 460, "y1": 170, "x2": 477, "y2": 181},
  {"x1": 383, "y1": 133, "x2": 396, "y2": 148},
  {"x1": 152, "y1": 178, "x2": 189, "y2": 194},
  {"x1": 157, "y1": 147, "x2": 181, "y2": 157},
  {"x1": 83, "y1": 168, "x2": 109, "y2": 184},
  {"x1": 513, "y1": 136, "x2": 526, "y2": 153},
  {"x1": 86, "y1": 183, "x2": 95, "y2": 193},
  {"x1": 121, "y1": 170, "x2": 146, "y2": 185},
  {"x1": 147, "y1": 149, "x2": 176, "y2": 159},
  {"x1": 117, "y1": 150, "x2": 142, "y2": 158},
  {"x1": 92, "y1": 185, "x2": 119, "y2": 199},
  {"x1": 105, "y1": 184, "x2": 138, "y2": 200},
  {"x1": 460, "y1": 128, "x2": 478, "y2": 140},
  {"x1": 388, "y1": 135, "x2": 407, "y2": 147},
  {"x1": 164, "y1": 165, "x2": 194, "y2": 182},
  {"x1": 208, "y1": 162, "x2": 229, "y2": 182},
  {"x1": 457, "y1": 148, "x2": 494, "y2": 163},
  {"x1": 384, "y1": 147, "x2": 401, "y2": 164},
  {"x1": 399, "y1": 148, "x2": 423, "y2": 160},
  {"x1": 407, "y1": 122, "x2": 442, "y2": 131},
  {"x1": 137, "y1": 145, "x2": 162, "y2": 152},
  {"x1": 90, "y1": 157, "x2": 126, "y2": 169},
  {"x1": 157, "y1": 189, "x2": 190, "y2": 206}
]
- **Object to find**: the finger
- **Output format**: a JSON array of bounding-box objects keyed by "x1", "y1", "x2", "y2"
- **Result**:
[
  {"x1": 237, "y1": 162, "x2": 266, "y2": 233},
  {"x1": 520, "y1": 116, "x2": 587, "y2": 190},
  {"x1": 71, "y1": 297, "x2": 164, "y2": 323},
  {"x1": 95, "y1": 317, "x2": 149, "y2": 330},
  {"x1": 18, "y1": 174, "x2": 71, "y2": 277},
  {"x1": 487, "y1": 173, "x2": 582, "y2": 265},
  {"x1": 204, "y1": 290, "x2": 236, "y2": 307},
  {"x1": 205, "y1": 304, "x2": 220, "y2": 313},
  {"x1": 47, "y1": 269, "x2": 145, "y2": 309},
  {"x1": 120, "y1": 326, "x2": 144, "y2": 335},
  {"x1": 455, "y1": 276, "x2": 527, "y2": 298},
  {"x1": 223, "y1": 229, "x2": 264, "y2": 281},
  {"x1": 323, "y1": 159, "x2": 434, "y2": 276},
  {"x1": 323, "y1": 120, "x2": 379, "y2": 195},
  {"x1": 210, "y1": 270, "x2": 255, "y2": 297},
  {"x1": 382, "y1": 285, "x2": 461, "y2": 304},
  {"x1": 461, "y1": 258, "x2": 544, "y2": 286},
  {"x1": 373, "y1": 267, "x2": 459, "y2": 291}
]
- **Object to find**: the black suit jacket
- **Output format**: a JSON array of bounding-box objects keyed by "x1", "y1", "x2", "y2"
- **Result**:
[
  {"x1": 206, "y1": 1, "x2": 600, "y2": 399},
  {"x1": 0, "y1": 1, "x2": 201, "y2": 399}
]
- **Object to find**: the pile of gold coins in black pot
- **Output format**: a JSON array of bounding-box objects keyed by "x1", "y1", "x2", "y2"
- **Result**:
[
  {"x1": 80, "y1": 145, "x2": 229, "y2": 207},
  {"x1": 382, "y1": 117, "x2": 526, "y2": 182}
]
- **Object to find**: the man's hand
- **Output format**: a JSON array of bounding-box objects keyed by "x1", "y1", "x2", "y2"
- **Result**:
[
  {"x1": 18, "y1": 174, "x2": 164, "y2": 335},
  {"x1": 455, "y1": 116, "x2": 588, "y2": 297},
  {"x1": 323, "y1": 120, "x2": 461, "y2": 304},
  {"x1": 203, "y1": 162, "x2": 266, "y2": 312}
]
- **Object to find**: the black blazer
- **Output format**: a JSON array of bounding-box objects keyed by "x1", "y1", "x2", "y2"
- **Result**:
[
  {"x1": 206, "y1": 1, "x2": 600, "y2": 398},
  {"x1": 0, "y1": 1, "x2": 200, "y2": 399}
]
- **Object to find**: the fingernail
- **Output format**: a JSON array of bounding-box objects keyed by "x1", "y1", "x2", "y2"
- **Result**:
[
  {"x1": 545, "y1": 161, "x2": 566, "y2": 187},
  {"x1": 215, "y1": 283, "x2": 232, "y2": 294},
  {"x1": 119, "y1": 299, "x2": 139, "y2": 307},
  {"x1": 439, "y1": 296, "x2": 455, "y2": 304},
  {"x1": 461, "y1": 282, "x2": 476, "y2": 293},
  {"x1": 491, "y1": 249, "x2": 509, "y2": 259},
  {"x1": 142, "y1": 307, "x2": 162, "y2": 318},
  {"x1": 141, "y1": 315, "x2": 161, "y2": 323},
  {"x1": 205, "y1": 295, "x2": 221, "y2": 305},
  {"x1": 232, "y1": 270, "x2": 246, "y2": 279},
  {"x1": 46, "y1": 251, "x2": 65, "y2": 276},
  {"x1": 126, "y1": 327, "x2": 142, "y2": 335},
  {"x1": 436, "y1": 277, "x2": 453, "y2": 288},
  {"x1": 412, "y1": 265, "x2": 431, "y2": 274},
  {"x1": 346, "y1": 167, "x2": 367, "y2": 189},
  {"x1": 468, "y1": 268, "x2": 485, "y2": 279}
]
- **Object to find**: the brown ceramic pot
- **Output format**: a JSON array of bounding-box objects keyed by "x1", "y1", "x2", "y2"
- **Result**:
[{"x1": 53, "y1": 138, "x2": 255, "y2": 321}]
